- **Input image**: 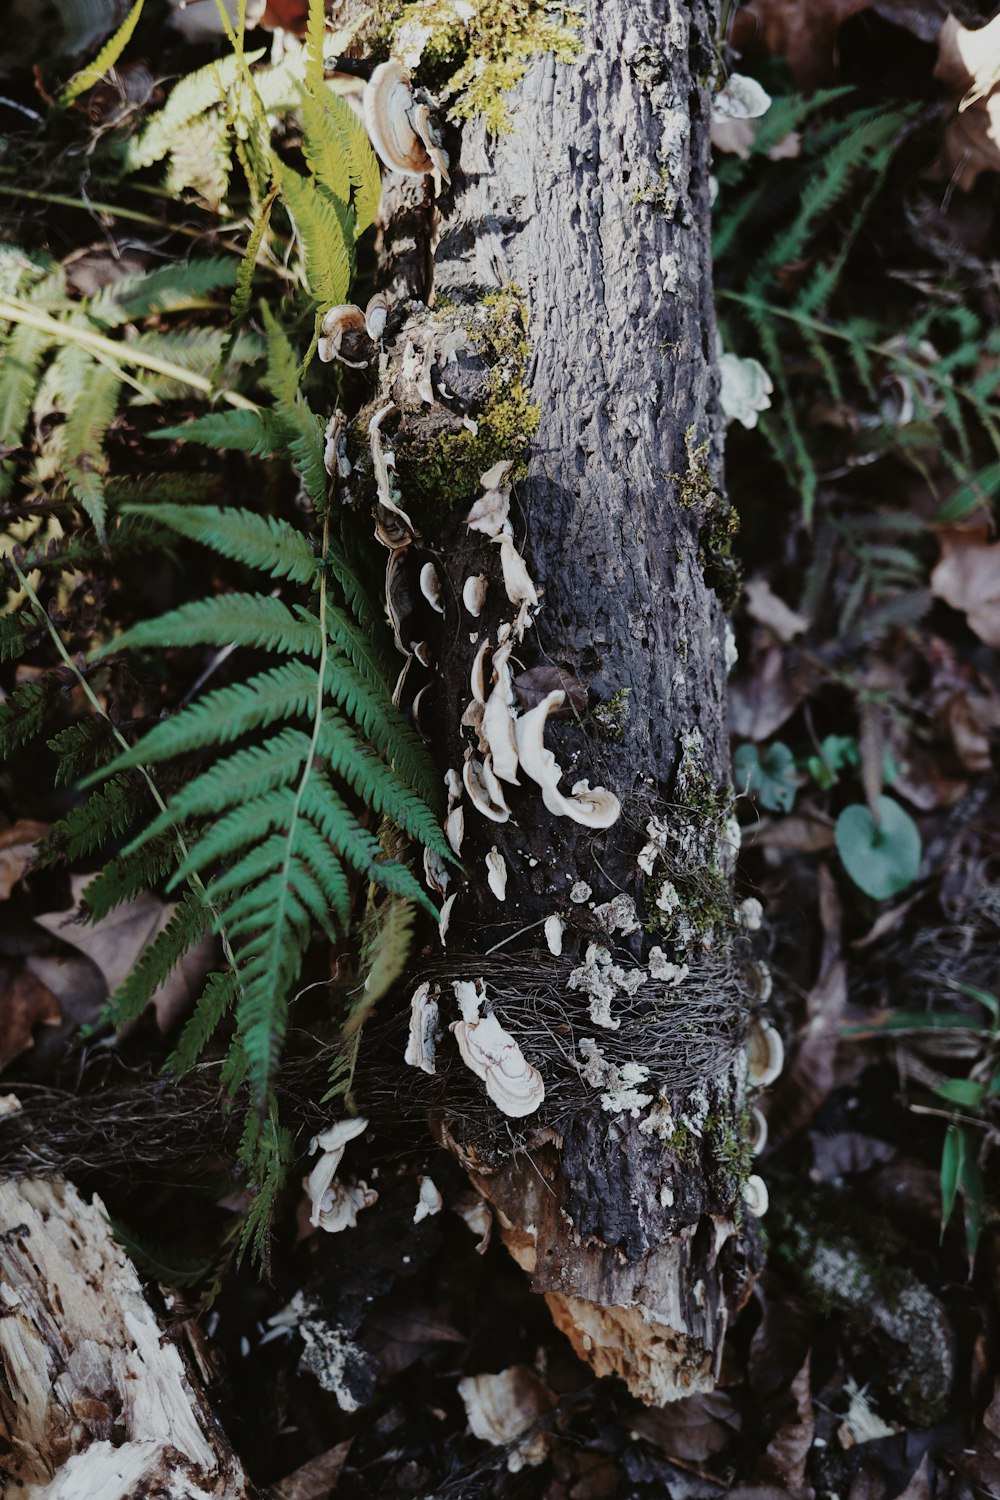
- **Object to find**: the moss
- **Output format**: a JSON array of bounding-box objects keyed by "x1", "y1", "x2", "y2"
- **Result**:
[
  {"x1": 674, "y1": 428, "x2": 742, "y2": 609},
  {"x1": 664, "y1": 1122, "x2": 700, "y2": 1168},
  {"x1": 592, "y1": 687, "x2": 630, "y2": 743},
  {"x1": 381, "y1": 0, "x2": 584, "y2": 133},
  {"x1": 707, "y1": 1108, "x2": 754, "y2": 1203},
  {"x1": 390, "y1": 289, "x2": 541, "y2": 527}
]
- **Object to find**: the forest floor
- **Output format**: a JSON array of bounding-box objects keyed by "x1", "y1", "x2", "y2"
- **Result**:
[{"x1": 2, "y1": 1, "x2": 1000, "y2": 1497}]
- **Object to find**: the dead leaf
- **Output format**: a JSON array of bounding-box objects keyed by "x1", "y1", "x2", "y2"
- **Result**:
[
  {"x1": 748, "y1": 1272, "x2": 813, "y2": 1422},
  {"x1": 759, "y1": 1358, "x2": 814, "y2": 1490},
  {"x1": 743, "y1": 811, "x2": 836, "y2": 853},
  {"x1": 33, "y1": 875, "x2": 216, "y2": 1033},
  {"x1": 891, "y1": 1454, "x2": 931, "y2": 1500},
  {"x1": 731, "y1": 0, "x2": 871, "y2": 86},
  {"x1": 931, "y1": 525, "x2": 1000, "y2": 645},
  {"x1": 744, "y1": 578, "x2": 810, "y2": 642},
  {"x1": 0, "y1": 820, "x2": 49, "y2": 899},
  {"x1": 0, "y1": 968, "x2": 61, "y2": 1073},
  {"x1": 730, "y1": 643, "x2": 811, "y2": 740},
  {"x1": 272, "y1": 1441, "x2": 352, "y2": 1500},
  {"x1": 631, "y1": 1390, "x2": 741, "y2": 1463},
  {"x1": 933, "y1": 13, "x2": 1000, "y2": 191}
]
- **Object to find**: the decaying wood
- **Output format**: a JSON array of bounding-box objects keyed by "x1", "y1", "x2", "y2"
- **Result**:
[
  {"x1": 371, "y1": 0, "x2": 762, "y2": 1403},
  {"x1": 0, "y1": 1101, "x2": 253, "y2": 1499}
]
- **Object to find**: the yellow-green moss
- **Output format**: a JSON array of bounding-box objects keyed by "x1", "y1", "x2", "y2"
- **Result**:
[
  {"x1": 675, "y1": 428, "x2": 742, "y2": 609},
  {"x1": 382, "y1": 0, "x2": 583, "y2": 133},
  {"x1": 592, "y1": 687, "x2": 630, "y2": 743},
  {"x1": 393, "y1": 289, "x2": 540, "y2": 524}
]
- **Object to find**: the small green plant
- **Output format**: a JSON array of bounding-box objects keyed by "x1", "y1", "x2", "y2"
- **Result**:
[
  {"x1": 733, "y1": 740, "x2": 797, "y2": 812},
  {"x1": 834, "y1": 795, "x2": 921, "y2": 901}
]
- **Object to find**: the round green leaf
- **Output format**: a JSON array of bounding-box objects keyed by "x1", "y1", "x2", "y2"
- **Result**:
[
  {"x1": 835, "y1": 795, "x2": 921, "y2": 900},
  {"x1": 733, "y1": 740, "x2": 797, "y2": 813}
]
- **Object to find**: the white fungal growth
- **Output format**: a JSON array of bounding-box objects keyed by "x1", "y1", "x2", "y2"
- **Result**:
[
  {"x1": 453, "y1": 977, "x2": 485, "y2": 1022},
  {"x1": 462, "y1": 574, "x2": 488, "y2": 617},
  {"x1": 451, "y1": 1011, "x2": 545, "y2": 1118},
  {"x1": 463, "y1": 754, "x2": 510, "y2": 822},
  {"x1": 413, "y1": 1175, "x2": 443, "y2": 1224},
  {"x1": 438, "y1": 893, "x2": 456, "y2": 944},
  {"x1": 577, "y1": 1039, "x2": 653, "y2": 1118},
  {"x1": 515, "y1": 690, "x2": 621, "y2": 828},
  {"x1": 405, "y1": 982, "x2": 439, "y2": 1075},
  {"x1": 446, "y1": 805, "x2": 465, "y2": 855},
  {"x1": 655, "y1": 880, "x2": 681, "y2": 915},
  {"x1": 594, "y1": 893, "x2": 640, "y2": 936},
  {"x1": 567, "y1": 944, "x2": 647, "y2": 1030},
  {"x1": 543, "y1": 915, "x2": 565, "y2": 956},
  {"x1": 497, "y1": 536, "x2": 540, "y2": 610},
  {"x1": 485, "y1": 846, "x2": 508, "y2": 901},
  {"x1": 419, "y1": 561, "x2": 445, "y2": 614},
  {"x1": 648, "y1": 948, "x2": 689, "y2": 986},
  {"x1": 738, "y1": 897, "x2": 764, "y2": 931},
  {"x1": 569, "y1": 881, "x2": 592, "y2": 904},
  {"x1": 304, "y1": 1118, "x2": 375, "y2": 1233},
  {"x1": 743, "y1": 1175, "x2": 769, "y2": 1217},
  {"x1": 637, "y1": 815, "x2": 669, "y2": 875}
]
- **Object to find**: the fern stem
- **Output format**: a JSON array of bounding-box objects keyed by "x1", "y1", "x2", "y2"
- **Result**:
[
  {"x1": 0, "y1": 183, "x2": 210, "y2": 240},
  {"x1": 10, "y1": 561, "x2": 240, "y2": 976},
  {"x1": 0, "y1": 297, "x2": 259, "y2": 412}
]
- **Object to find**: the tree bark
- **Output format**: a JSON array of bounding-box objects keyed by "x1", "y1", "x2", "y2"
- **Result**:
[{"x1": 372, "y1": 0, "x2": 762, "y2": 1403}]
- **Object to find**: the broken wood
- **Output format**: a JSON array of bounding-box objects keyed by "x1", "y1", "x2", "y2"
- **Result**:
[{"x1": 0, "y1": 1100, "x2": 254, "y2": 1498}]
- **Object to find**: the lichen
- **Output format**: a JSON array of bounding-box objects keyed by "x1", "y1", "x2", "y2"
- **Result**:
[
  {"x1": 674, "y1": 427, "x2": 742, "y2": 609},
  {"x1": 392, "y1": 289, "x2": 540, "y2": 525},
  {"x1": 381, "y1": 0, "x2": 584, "y2": 133}
]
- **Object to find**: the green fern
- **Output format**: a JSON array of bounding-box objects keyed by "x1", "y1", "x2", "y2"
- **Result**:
[{"x1": 106, "y1": 891, "x2": 210, "y2": 1027}]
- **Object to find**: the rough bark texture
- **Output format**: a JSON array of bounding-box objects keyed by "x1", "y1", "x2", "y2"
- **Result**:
[
  {"x1": 0, "y1": 1102, "x2": 253, "y2": 1498},
  {"x1": 371, "y1": 0, "x2": 761, "y2": 1402}
]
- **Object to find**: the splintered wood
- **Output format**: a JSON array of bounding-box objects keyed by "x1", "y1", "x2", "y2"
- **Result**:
[{"x1": 0, "y1": 1100, "x2": 252, "y2": 1499}]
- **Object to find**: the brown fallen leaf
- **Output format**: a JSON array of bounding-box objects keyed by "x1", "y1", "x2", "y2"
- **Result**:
[
  {"x1": 631, "y1": 1390, "x2": 741, "y2": 1464},
  {"x1": 933, "y1": 12, "x2": 1000, "y2": 191},
  {"x1": 744, "y1": 577, "x2": 810, "y2": 642},
  {"x1": 33, "y1": 875, "x2": 216, "y2": 1033},
  {"x1": 0, "y1": 820, "x2": 50, "y2": 899},
  {"x1": 272, "y1": 1441, "x2": 352, "y2": 1500},
  {"x1": 743, "y1": 811, "x2": 836, "y2": 854},
  {"x1": 759, "y1": 1358, "x2": 814, "y2": 1491},
  {"x1": 730, "y1": 642, "x2": 812, "y2": 741},
  {"x1": 0, "y1": 967, "x2": 62, "y2": 1074},
  {"x1": 931, "y1": 525, "x2": 1000, "y2": 645}
]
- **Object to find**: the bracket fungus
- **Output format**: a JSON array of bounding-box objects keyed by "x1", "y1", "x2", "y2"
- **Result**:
[
  {"x1": 450, "y1": 982, "x2": 545, "y2": 1118},
  {"x1": 745, "y1": 1019, "x2": 784, "y2": 1089},
  {"x1": 462, "y1": 574, "x2": 488, "y2": 617},
  {"x1": 514, "y1": 690, "x2": 621, "y2": 828},
  {"x1": 363, "y1": 59, "x2": 450, "y2": 184},
  {"x1": 318, "y1": 304, "x2": 372, "y2": 368},
  {"x1": 485, "y1": 846, "x2": 508, "y2": 901},
  {"x1": 304, "y1": 1117, "x2": 374, "y2": 1233},
  {"x1": 405, "y1": 982, "x2": 440, "y2": 1075},
  {"x1": 463, "y1": 752, "x2": 511, "y2": 822},
  {"x1": 419, "y1": 560, "x2": 445, "y2": 614},
  {"x1": 743, "y1": 1174, "x2": 769, "y2": 1217}
]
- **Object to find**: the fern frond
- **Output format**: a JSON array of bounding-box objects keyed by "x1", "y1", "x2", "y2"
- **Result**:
[
  {"x1": 301, "y1": 775, "x2": 433, "y2": 909},
  {"x1": 302, "y1": 87, "x2": 382, "y2": 238},
  {"x1": 237, "y1": 1108, "x2": 293, "y2": 1267},
  {"x1": 343, "y1": 893, "x2": 414, "y2": 1038},
  {"x1": 155, "y1": 409, "x2": 280, "y2": 457},
  {"x1": 59, "y1": 0, "x2": 145, "y2": 104},
  {"x1": 278, "y1": 165, "x2": 353, "y2": 310},
  {"x1": 62, "y1": 354, "x2": 121, "y2": 544},
  {"x1": 93, "y1": 662, "x2": 322, "y2": 773},
  {"x1": 171, "y1": 789, "x2": 298, "y2": 885},
  {"x1": 48, "y1": 717, "x2": 114, "y2": 786},
  {"x1": 260, "y1": 305, "x2": 328, "y2": 506},
  {"x1": 228, "y1": 180, "x2": 280, "y2": 331},
  {"x1": 0, "y1": 321, "x2": 52, "y2": 496},
  {"x1": 92, "y1": 594, "x2": 323, "y2": 661},
  {"x1": 83, "y1": 836, "x2": 178, "y2": 921},
  {"x1": 47, "y1": 775, "x2": 148, "y2": 861},
  {"x1": 317, "y1": 711, "x2": 450, "y2": 857},
  {"x1": 0, "y1": 610, "x2": 39, "y2": 664},
  {"x1": 167, "y1": 969, "x2": 239, "y2": 1073},
  {"x1": 126, "y1": 51, "x2": 265, "y2": 170},
  {"x1": 106, "y1": 473, "x2": 221, "y2": 505},
  {"x1": 122, "y1": 503, "x2": 318, "y2": 585},
  {"x1": 107, "y1": 257, "x2": 239, "y2": 321},
  {"x1": 0, "y1": 679, "x2": 52, "y2": 755},
  {"x1": 105, "y1": 891, "x2": 209, "y2": 1027},
  {"x1": 134, "y1": 729, "x2": 312, "y2": 845}
]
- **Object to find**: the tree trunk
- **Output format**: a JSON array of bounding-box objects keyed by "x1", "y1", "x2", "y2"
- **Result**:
[{"x1": 373, "y1": 0, "x2": 762, "y2": 1404}]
